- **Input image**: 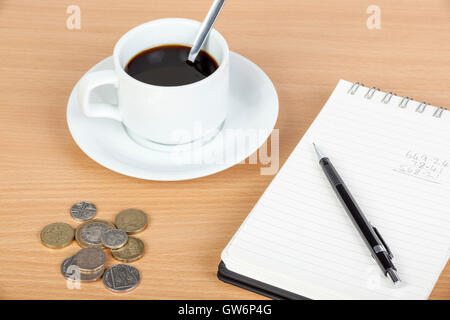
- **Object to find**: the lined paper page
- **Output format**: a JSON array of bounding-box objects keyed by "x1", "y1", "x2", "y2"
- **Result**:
[{"x1": 222, "y1": 80, "x2": 450, "y2": 299}]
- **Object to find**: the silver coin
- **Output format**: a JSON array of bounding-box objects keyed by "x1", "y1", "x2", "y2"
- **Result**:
[
  {"x1": 70, "y1": 201, "x2": 97, "y2": 221},
  {"x1": 101, "y1": 229, "x2": 128, "y2": 249},
  {"x1": 61, "y1": 255, "x2": 104, "y2": 282},
  {"x1": 81, "y1": 223, "x2": 112, "y2": 246},
  {"x1": 103, "y1": 264, "x2": 140, "y2": 293},
  {"x1": 73, "y1": 248, "x2": 106, "y2": 272}
]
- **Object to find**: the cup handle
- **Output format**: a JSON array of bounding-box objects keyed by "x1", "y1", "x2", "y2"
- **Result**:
[{"x1": 77, "y1": 70, "x2": 122, "y2": 121}]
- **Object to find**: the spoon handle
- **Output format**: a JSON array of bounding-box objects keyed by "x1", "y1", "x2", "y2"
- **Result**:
[{"x1": 188, "y1": 0, "x2": 227, "y2": 63}]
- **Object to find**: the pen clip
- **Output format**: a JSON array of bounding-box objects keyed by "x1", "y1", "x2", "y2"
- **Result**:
[{"x1": 372, "y1": 225, "x2": 394, "y2": 259}]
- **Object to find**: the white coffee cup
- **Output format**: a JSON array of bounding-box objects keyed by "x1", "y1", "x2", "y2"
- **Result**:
[{"x1": 78, "y1": 18, "x2": 230, "y2": 147}]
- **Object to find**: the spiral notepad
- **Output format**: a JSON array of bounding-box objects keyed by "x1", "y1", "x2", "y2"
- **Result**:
[{"x1": 220, "y1": 80, "x2": 450, "y2": 300}]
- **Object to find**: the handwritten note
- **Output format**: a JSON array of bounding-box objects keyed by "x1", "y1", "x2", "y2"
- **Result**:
[{"x1": 394, "y1": 150, "x2": 449, "y2": 183}]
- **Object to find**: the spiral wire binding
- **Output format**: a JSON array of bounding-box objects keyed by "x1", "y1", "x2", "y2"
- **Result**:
[
  {"x1": 364, "y1": 87, "x2": 379, "y2": 99},
  {"x1": 347, "y1": 81, "x2": 447, "y2": 118},
  {"x1": 399, "y1": 97, "x2": 411, "y2": 109},
  {"x1": 348, "y1": 82, "x2": 363, "y2": 95},
  {"x1": 416, "y1": 102, "x2": 428, "y2": 113},
  {"x1": 381, "y1": 92, "x2": 396, "y2": 104},
  {"x1": 433, "y1": 107, "x2": 445, "y2": 118}
]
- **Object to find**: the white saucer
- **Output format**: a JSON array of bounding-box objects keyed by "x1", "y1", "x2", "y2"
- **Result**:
[{"x1": 67, "y1": 52, "x2": 279, "y2": 181}]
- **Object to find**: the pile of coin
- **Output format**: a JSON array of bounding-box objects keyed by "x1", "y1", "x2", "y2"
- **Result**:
[
  {"x1": 40, "y1": 202, "x2": 148, "y2": 293},
  {"x1": 62, "y1": 248, "x2": 106, "y2": 282}
]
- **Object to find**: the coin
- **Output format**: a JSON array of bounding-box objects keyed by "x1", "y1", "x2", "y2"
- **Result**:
[
  {"x1": 70, "y1": 201, "x2": 97, "y2": 221},
  {"x1": 40, "y1": 222, "x2": 74, "y2": 249},
  {"x1": 103, "y1": 264, "x2": 140, "y2": 293},
  {"x1": 73, "y1": 248, "x2": 106, "y2": 272},
  {"x1": 75, "y1": 219, "x2": 116, "y2": 248},
  {"x1": 111, "y1": 236, "x2": 145, "y2": 262},
  {"x1": 114, "y1": 209, "x2": 148, "y2": 234},
  {"x1": 101, "y1": 229, "x2": 128, "y2": 249},
  {"x1": 61, "y1": 255, "x2": 104, "y2": 282},
  {"x1": 81, "y1": 224, "x2": 111, "y2": 247}
]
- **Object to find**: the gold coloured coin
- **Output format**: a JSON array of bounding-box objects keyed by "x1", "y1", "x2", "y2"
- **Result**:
[
  {"x1": 111, "y1": 236, "x2": 145, "y2": 262},
  {"x1": 75, "y1": 219, "x2": 116, "y2": 248},
  {"x1": 40, "y1": 222, "x2": 74, "y2": 249},
  {"x1": 114, "y1": 209, "x2": 148, "y2": 234}
]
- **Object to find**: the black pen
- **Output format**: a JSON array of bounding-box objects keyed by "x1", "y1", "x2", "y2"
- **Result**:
[{"x1": 313, "y1": 143, "x2": 401, "y2": 285}]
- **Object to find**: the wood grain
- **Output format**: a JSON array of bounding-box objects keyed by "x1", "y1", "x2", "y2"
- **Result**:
[{"x1": 0, "y1": 0, "x2": 449, "y2": 299}]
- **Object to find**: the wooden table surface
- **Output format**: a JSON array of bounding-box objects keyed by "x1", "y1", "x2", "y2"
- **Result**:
[{"x1": 0, "y1": 0, "x2": 449, "y2": 300}]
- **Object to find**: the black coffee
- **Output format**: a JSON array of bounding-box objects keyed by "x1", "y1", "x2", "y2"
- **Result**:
[{"x1": 124, "y1": 45, "x2": 219, "y2": 86}]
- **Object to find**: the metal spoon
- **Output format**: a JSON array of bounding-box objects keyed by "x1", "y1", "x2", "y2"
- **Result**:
[{"x1": 187, "y1": 0, "x2": 227, "y2": 64}]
